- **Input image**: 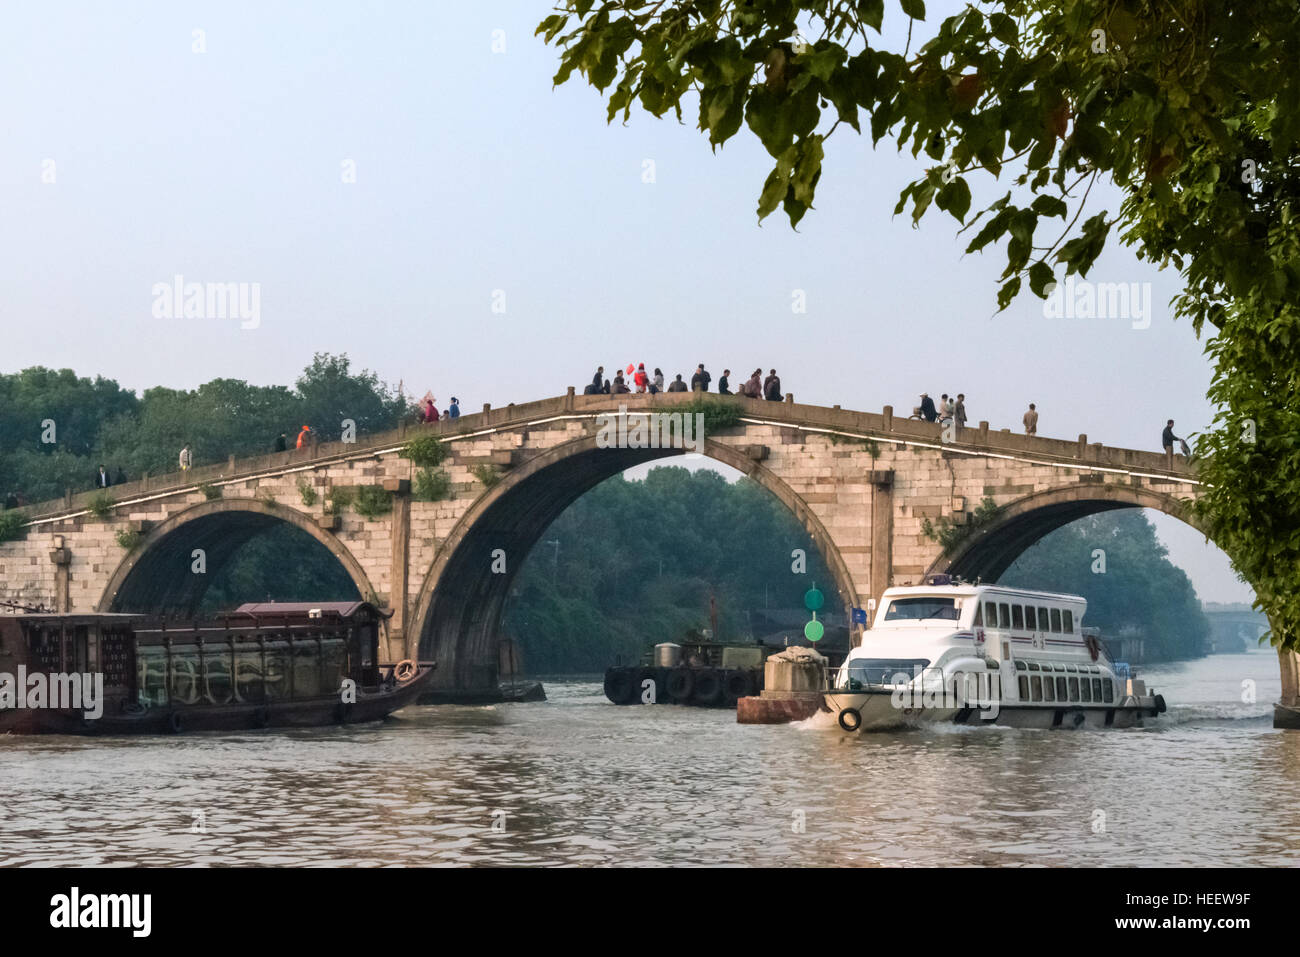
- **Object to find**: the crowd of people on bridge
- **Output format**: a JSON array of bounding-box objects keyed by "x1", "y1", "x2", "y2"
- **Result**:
[{"x1": 583, "y1": 363, "x2": 787, "y2": 401}]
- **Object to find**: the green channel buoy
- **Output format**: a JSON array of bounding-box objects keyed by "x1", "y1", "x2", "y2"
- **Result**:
[
  {"x1": 804, "y1": 586, "x2": 824, "y2": 612},
  {"x1": 805, "y1": 619, "x2": 824, "y2": 642}
]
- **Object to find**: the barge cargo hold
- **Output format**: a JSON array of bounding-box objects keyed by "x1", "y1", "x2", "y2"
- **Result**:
[{"x1": 0, "y1": 601, "x2": 434, "y2": 735}]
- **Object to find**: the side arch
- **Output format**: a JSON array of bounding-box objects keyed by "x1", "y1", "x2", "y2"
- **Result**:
[
  {"x1": 930, "y1": 484, "x2": 1206, "y2": 583},
  {"x1": 98, "y1": 498, "x2": 376, "y2": 616},
  {"x1": 406, "y1": 433, "x2": 860, "y2": 689}
]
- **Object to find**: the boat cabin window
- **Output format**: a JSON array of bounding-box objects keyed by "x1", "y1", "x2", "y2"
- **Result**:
[
  {"x1": 1012, "y1": 605, "x2": 1024, "y2": 629},
  {"x1": 984, "y1": 602, "x2": 999, "y2": 627},
  {"x1": 998, "y1": 603, "x2": 1011, "y2": 629},
  {"x1": 883, "y1": 598, "x2": 958, "y2": 622},
  {"x1": 1014, "y1": 660, "x2": 1027, "y2": 670},
  {"x1": 1040, "y1": 675, "x2": 1053, "y2": 702},
  {"x1": 1050, "y1": 608, "x2": 1062, "y2": 632},
  {"x1": 842, "y1": 658, "x2": 931, "y2": 689},
  {"x1": 1056, "y1": 676, "x2": 1068, "y2": 700},
  {"x1": 1030, "y1": 676, "x2": 1043, "y2": 701},
  {"x1": 1038, "y1": 607, "x2": 1050, "y2": 631},
  {"x1": 1068, "y1": 677, "x2": 1080, "y2": 700},
  {"x1": 1063, "y1": 610, "x2": 1074, "y2": 633},
  {"x1": 1080, "y1": 678, "x2": 1092, "y2": 703},
  {"x1": 1024, "y1": 607, "x2": 1037, "y2": 630},
  {"x1": 1102, "y1": 679, "x2": 1114, "y2": 703},
  {"x1": 1018, "y1": 676, "x2": 1029, "y2": 698},
  {"x1": 973, "y1": 604, "x2": 982, "y2": 626}
]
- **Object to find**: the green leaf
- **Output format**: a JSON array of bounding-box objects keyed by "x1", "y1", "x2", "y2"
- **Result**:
[
  {"x1": 1028, "y1": 261, "x2": 1056, "y2": 298},
  {"x1": 996, "y1": 275, "x2": 1021, "y2": 311},
  {"x1": 899, "y1": 0, "x2": 925, "y2": 20},
  {"x1": 936, "y1": 176, "x2": 971, "y2": 223}
]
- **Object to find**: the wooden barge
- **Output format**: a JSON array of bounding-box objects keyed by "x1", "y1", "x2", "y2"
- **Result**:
[{"x1": 0, "y1": 601, "x2": 434, "y2": 735}]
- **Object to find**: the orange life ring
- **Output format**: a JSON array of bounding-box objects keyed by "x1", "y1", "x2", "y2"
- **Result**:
[{"x1": 394, "y1": 659, "x2": 417, "y2": 682}]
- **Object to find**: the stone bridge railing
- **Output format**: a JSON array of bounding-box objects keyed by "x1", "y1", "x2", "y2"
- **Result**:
[{"x1": 14, "y1": 389, "x2": 1199, "y2": 529}]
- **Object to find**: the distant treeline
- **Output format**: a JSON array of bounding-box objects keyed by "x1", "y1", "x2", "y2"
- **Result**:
[
  {"x1": 0, "y1": 354, "x2": 407, "y2": 504},
  {"x1": 1001, "y1": 510, "x2": 1211, "y2": 661}
]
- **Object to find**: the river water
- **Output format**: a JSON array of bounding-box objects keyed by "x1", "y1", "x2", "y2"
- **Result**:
[{"x1": 1, "y1": 648, "x2": 1295, "y2": 866}]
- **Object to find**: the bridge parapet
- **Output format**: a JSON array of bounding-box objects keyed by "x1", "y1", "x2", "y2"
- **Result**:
[{"x1": 12, "y1": 392, "x2": 1196, "y2": 528}]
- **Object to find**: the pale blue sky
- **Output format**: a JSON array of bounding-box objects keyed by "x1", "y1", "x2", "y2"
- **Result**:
[{"x1": 0, "y1": 1, "x2": 1250, "y2": 600}]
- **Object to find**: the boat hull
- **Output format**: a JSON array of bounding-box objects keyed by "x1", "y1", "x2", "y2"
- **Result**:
[
  {"x1": 823, "y1": 689, "x2": 1162, "y2": 732},
  {"x1": 0, "y1": 666, "x2": 435, "y2": 736}
]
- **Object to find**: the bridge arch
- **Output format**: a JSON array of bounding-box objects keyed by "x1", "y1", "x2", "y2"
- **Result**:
[
  {"x1": 408, "y1": 432, "x2": 860, "y2": 689},
  {"x1": 98, "y1": 498, "x2": 376, "y2": 617},
  {"x1": 930, "y1": 484, "x2": 1207, "y2": 583}
]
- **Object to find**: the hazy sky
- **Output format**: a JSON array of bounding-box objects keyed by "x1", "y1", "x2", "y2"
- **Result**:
[{"x1": 0, "y1": 1, "x2": 1252, "y2": 601}]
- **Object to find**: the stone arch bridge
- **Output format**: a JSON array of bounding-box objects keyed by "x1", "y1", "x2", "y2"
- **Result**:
[{"x1": 2, "y1": 391, "x2": 1286, "y2": 715}]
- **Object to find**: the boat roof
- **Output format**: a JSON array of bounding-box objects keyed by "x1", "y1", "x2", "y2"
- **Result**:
[
  {"x1": 233, "y1": 601, "x2": 390, "y2": 619},
  {"x1": 882, "y1": 584, "x2": 1086, "y2": 603},
  {"x1": 0, "y1": 612, "x2": 150, "y2": 624}
]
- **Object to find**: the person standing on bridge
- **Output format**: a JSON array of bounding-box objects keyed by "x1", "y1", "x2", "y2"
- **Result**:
[
  {"x1": 742, "y1": 369, "x2": 762, "y2": 398},
  {"x1": 1023, "y1": 403, "x2": 1038, "y2": 435},
  {"x1": 763, "y1": 369, "x2": 782, "y2": 401},
  {"x1": 919, "y1": 393, "x2": 937, "y2": 422},
  {"x1": 1162, "y1": 419, "x2": 1188, "y2": 456},
  {"x1": 590, "y1": 366, "x2": 604, "y2": 394},
  {"x1": 955, "y1": 394, "x2": 968, "y2": 431},
  {"x1": 633, "y1": 363, "x2": 649, "y2": 392},
  {"x1": 667, "y1": 373, "x2": 688, "y2": 393},
  {"x1": 652, "y1": 368, "x2": 664, "y2": 393},
  {"x1": 718, "y1": 369, "x2": 732, "y2": 395},
  {"x1": 296, "y1": 426, "x2": 311, "y2": 449},
  {"x1": 449, "y1": 398, "x2": 460, "y2": 419},
  {"x1": 274, "y1": 432, "x2": 287, "y2": 452},
  {"x1": 92, "y1": 464, "x2": 111, "y2": 489},
  {"x1": 179, "y1": 444, "x2": 192, "y2": 472},
  {"x1": 691, "y1": 364, "x2": 711, "y2": 392}
]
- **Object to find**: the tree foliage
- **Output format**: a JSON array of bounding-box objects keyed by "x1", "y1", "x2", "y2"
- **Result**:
[
  {"x1": 0, "y1": 354, "x2": 407, "y2": 503},
  {"x1": 541, "y1": 0, "x2": 1300, "y2": 647}
]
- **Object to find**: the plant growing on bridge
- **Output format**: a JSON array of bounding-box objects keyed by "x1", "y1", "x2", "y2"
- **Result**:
[
  {"x1": 541, "y1": 1, "x2": 1300, "y2": 648},
  {"x1": 0, "y1": 510, "x2": 26, "y2": 544},
  {"x1": 297, "y1": 478, "x2": 318, "y2": 507},
  {"x1": 87, "y1": 492, "x2": 115, "y2": 520},
  {"x1": 353, "y1": 485, "x2": 392, "y2": 519},
  {"x1": 324, "y1": 485, "x2": 354, "y2": 515},
  {"x1": 114, "y1": 528, "x2": 142, "y2": 551},
  {"x1": 256, "y1": 487, "x2": 277, "y2": 506},
  {"x1": 677, "y1": 395, "x2": 742, "y2": 434},
  {"x1": 413, "y1": 467, "x2": 452, "y2": 502},
  {"x1": 198, "y1": 482, "x2": 222, "y2": 501},
  {"x1": 400, "y1": 434, "x2": 450, "y2": 468},
  {"x1": 922, "y1": 496, "x2": 1000, "y2": 552},
  {"x1": 471, "y1": 464, "x2": 501, "y2": 489}
]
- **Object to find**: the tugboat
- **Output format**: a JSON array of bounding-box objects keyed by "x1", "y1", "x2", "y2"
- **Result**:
[
  {"x1": 0, "y1": 601, "x2": 434, "y2": 735},
  {"x1": 823, "y1": 577, "x2": 1167, "y2": 732}
]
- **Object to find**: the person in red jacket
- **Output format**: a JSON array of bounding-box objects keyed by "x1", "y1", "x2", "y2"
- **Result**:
[
  {"x1": 296, "y1": 425, "x2": 311, "y2": 449},
  {"x1": 633, "y1": 363, "x2": 649, "y2": 392}
]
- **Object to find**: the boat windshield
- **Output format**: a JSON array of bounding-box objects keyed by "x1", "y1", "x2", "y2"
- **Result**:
[
  {"x1": 841, "y1": 658, "x2": 932, "y2": 690},
  {"x1": 883, "y1": 597, "x2": 959, "y2": 621}
]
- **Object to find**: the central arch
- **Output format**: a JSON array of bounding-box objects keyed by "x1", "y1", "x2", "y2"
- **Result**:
[
  {"x1": 408, "y1": 433, "x2": 860, "y2": 690},
  {"x1": 99, "y1": 499, "x2": 375, "y2": 617}
]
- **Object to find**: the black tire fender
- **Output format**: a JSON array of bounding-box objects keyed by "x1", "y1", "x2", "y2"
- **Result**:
[
  {"x1": 838, "y1": 707, "x2": 862, "y2": 732},
  {"x1": 692, "y1": 670, "x2": 722, "y2": 705},
  {"x1": 666, "y1": 667, "x2": 694, "y2": 701}
]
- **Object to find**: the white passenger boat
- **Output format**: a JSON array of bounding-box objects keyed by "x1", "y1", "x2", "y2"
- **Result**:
[{"x1": 824, "y1": 576, "x2": 1166, "y2": 732}]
